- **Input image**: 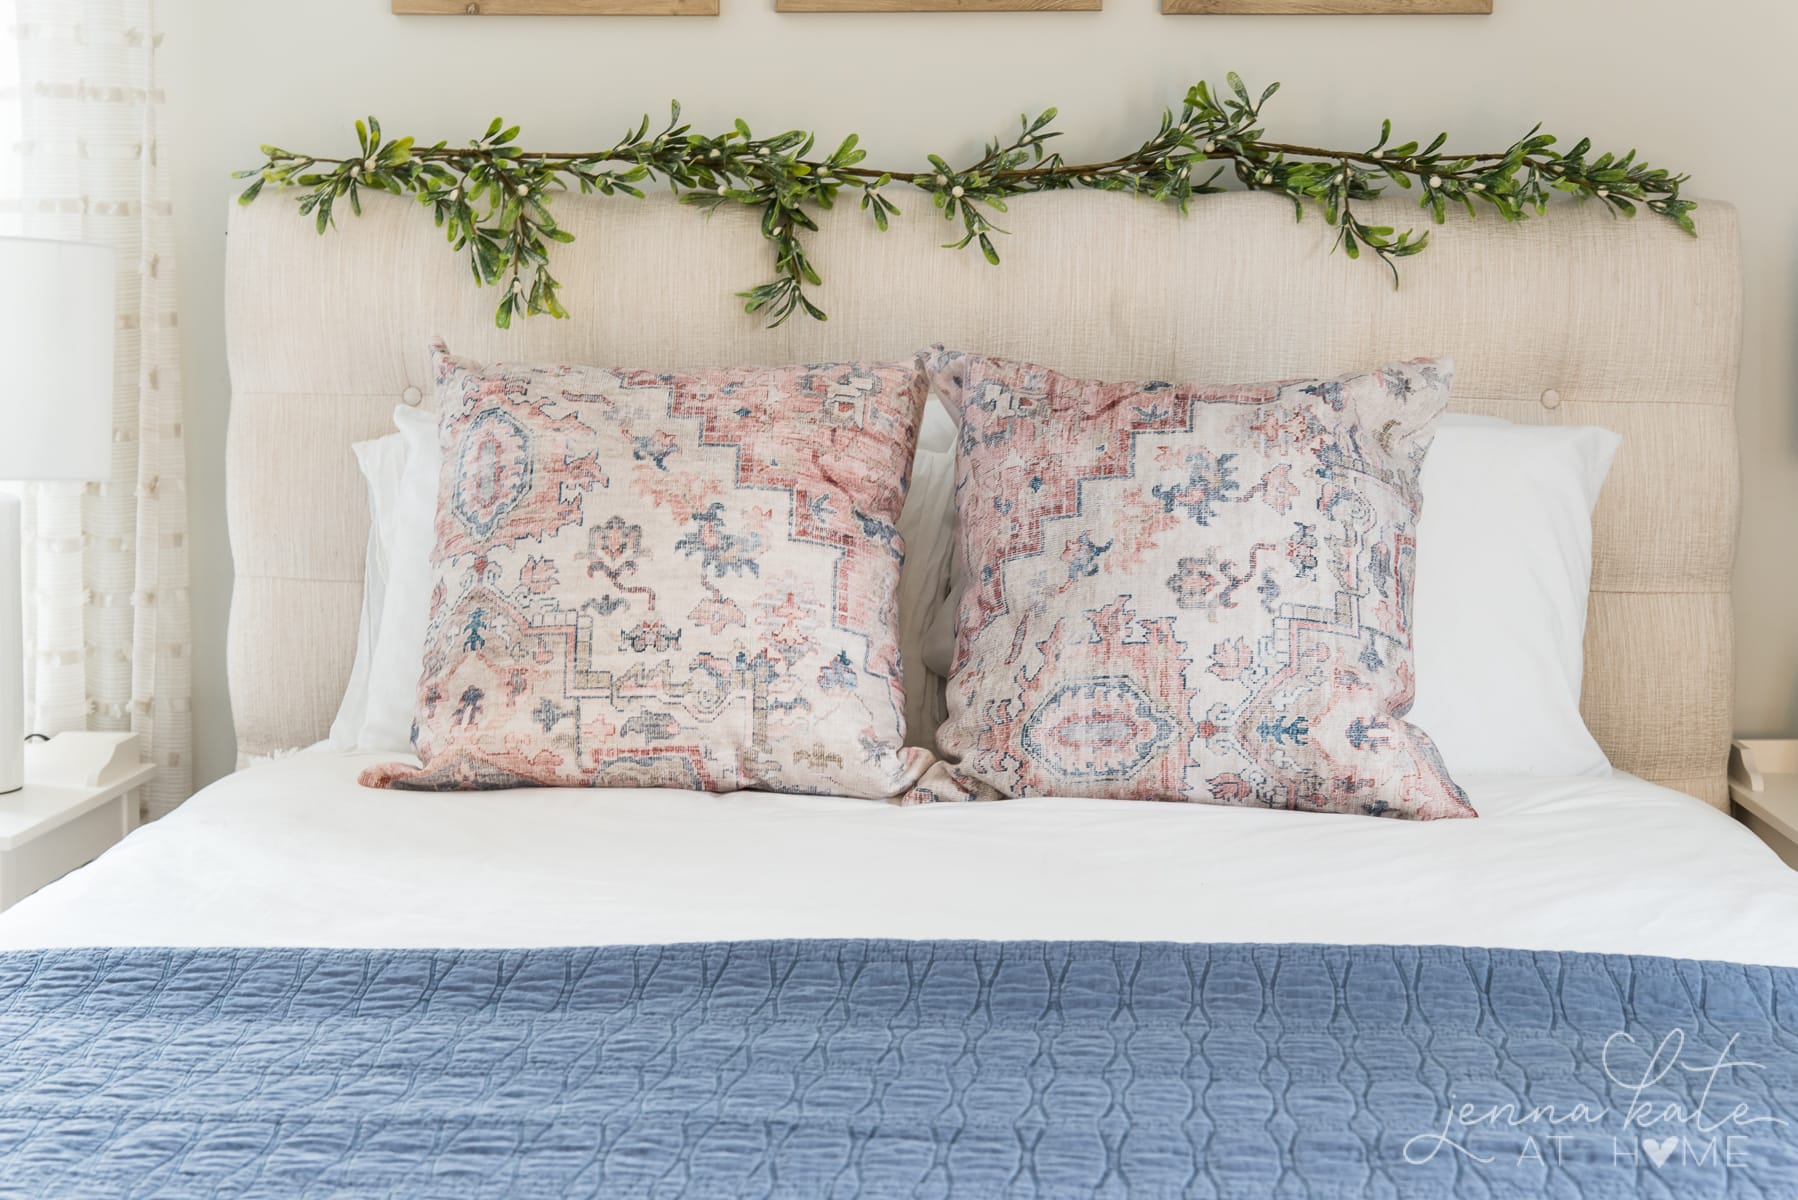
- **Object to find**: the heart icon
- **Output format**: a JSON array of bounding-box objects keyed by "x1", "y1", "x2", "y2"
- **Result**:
[{"x1": 1642, "y1": 1137, "x2": 1678, "y2": 1169}]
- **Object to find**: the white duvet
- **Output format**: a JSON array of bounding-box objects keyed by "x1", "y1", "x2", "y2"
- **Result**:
[{"x1": 1, "y1": 748, "x2": 1795, "y2": 966}]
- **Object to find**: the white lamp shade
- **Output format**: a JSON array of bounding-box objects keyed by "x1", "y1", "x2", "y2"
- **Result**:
[{"x1": 0, "y1": 238, "x2": 114, "y2": 481}]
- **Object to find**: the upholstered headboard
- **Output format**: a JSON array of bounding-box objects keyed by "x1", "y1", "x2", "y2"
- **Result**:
[{"x1": 224, "y1": 190, "x2": 1741, "y2": 805}]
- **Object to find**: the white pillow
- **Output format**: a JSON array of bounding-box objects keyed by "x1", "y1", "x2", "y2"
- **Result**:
[
  {"x1": 921, "y1": 413, "x2": 1623, "y2": 779},
  {"x1": 327, "y1": 406, "x2": 438, "y2": 753},
  {"x1": 327, "y1": 430, "x2": 408, "y2": 750},
  {"x1": 355, "y1": 405, "x2": 441, "y2": 753},
  {"x1": 1406, "y1": 414, "x2": 1622, "y2": 777},
  {"x1": 334, "y1": 399, "x2": 964, "y2": 756}
]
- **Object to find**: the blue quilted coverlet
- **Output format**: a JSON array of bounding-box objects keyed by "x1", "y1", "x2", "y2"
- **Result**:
[{"x1": 0, "y1": 941, "x2": 1794, "y2": 1198}]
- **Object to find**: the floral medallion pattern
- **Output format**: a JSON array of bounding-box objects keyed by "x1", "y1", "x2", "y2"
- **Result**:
[
  {"x1": 361, "y1": 342, "x2": 934, "y2": 800},
  {"x1": 914, "y1": 350, "x2": 1473, "y2": 820}
]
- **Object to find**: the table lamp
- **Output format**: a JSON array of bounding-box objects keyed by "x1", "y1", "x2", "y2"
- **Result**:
[{"x1": 0, "y1": 238, "x2": 115, "y2": 794}]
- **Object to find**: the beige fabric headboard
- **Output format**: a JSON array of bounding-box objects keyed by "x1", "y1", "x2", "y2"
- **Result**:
[{"x1": 224, "y1": 190, "x2": 1741, "y2": 805}]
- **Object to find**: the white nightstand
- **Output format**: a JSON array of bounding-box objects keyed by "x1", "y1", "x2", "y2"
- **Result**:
[
  {"x1": 0, "y1": 732, "x2": 155, "y2": 910},
  {"x1": 1728, "y1": 739, "x2": 1798, "y2": 870}
]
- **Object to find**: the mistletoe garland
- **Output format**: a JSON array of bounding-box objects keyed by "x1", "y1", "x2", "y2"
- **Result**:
[{"x1": 236, "y1": 75, "x2": 1694, "y2": 329}]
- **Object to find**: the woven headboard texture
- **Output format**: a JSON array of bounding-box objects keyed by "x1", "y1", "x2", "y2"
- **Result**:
[{"x1": 225, "y1": 191, "x2": 1741, "y2": 805}]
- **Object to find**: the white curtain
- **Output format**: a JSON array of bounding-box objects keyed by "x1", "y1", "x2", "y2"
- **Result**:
[{"x1": 0, "y1": 0, "x2": 190, "y2": 817}]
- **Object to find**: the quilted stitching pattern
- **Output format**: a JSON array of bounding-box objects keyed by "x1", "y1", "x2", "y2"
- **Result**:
[{"x1": 0, "y1": 942, "x2": 1793, "y2": 1198}]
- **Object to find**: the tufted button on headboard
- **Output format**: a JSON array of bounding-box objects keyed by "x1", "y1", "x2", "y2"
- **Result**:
[{"x1": 224, "y1": 190, "x2": 1741, "y2": 805}]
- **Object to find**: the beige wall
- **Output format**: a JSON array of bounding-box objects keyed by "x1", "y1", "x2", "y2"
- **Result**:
[{"x1": 163, "y1": 0, "x2": 1798, "y2": 790}]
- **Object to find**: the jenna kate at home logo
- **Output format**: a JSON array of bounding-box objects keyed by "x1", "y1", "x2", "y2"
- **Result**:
[{"x1": 1402, "y1": 1030, "x2": 1789, "y2": 1172}]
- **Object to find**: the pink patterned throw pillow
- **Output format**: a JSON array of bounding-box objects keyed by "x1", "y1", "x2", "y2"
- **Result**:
[
  {"x1": 361, "y1": 342, "x2": 935, "y2": 801},
  {"x1": 914, "y1": 350, "x2": 1474, "y2": 820}
]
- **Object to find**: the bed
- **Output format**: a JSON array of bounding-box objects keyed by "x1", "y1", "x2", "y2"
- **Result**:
[{"x1": 1, "y1": 190, "x2": 1793, "y2": 1197}]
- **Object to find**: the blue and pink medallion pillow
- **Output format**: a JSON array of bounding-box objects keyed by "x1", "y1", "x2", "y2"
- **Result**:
[
  {"x1": 914, "y1": 350, "x2": 1474, "y2": 820},
  {"x1": 361, "y1": 342, "x2": 936, "y2": 801}
]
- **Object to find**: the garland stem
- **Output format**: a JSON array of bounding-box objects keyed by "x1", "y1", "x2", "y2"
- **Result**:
[{"x1": 235, "y1": 75, "x2": 1695, "y2": 329}]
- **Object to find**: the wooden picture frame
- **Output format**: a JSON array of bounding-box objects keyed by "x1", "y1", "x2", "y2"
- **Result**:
[
  {"x1": 1164, "y1": 0, "x2": 1486, "y2": 11},
  {"x1": 776, "y1": 0, "x2": 1097, "y2": 10},
  {"x1": 393, "y1": 0, "x2": 718, "y2": 15}
]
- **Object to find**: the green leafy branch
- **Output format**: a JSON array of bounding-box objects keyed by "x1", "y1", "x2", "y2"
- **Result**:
[{"x1": 236, "y1": 75, "x2": 1695, "y2": 328}]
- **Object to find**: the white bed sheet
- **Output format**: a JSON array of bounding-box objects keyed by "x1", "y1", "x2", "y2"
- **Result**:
[{"x1": 2, "y1": 748, "x2": 1795, "y2": 966}]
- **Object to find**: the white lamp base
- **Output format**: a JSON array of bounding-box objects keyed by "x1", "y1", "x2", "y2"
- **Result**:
[{"x1": 0, "y1": 492, "x2": 22, "y2": 794}]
